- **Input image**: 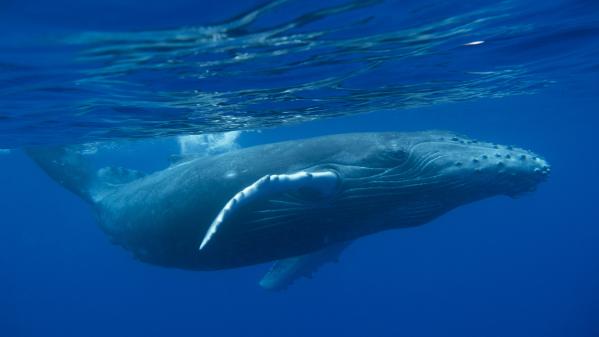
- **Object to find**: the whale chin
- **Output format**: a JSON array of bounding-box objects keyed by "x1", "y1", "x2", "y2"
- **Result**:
[
  {"x1": 506, "y1": 186, "x2": 538, "y2": 199},
  {"x1": 505, "y1": 164, "x2": 551, "y2": 199}
]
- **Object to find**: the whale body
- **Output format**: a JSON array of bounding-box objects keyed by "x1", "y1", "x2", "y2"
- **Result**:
[{"x1": 29, "y1": 131, "x2": 550, "y2": 289}]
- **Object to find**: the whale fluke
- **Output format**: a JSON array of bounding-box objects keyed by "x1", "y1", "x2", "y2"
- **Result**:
[
  {"x1": 26, "y1": 146, "x2": 96, "y2": 203},
  {"x1": 199, "y1": 171, "x2": 339, "y2": 250},
  {"x1": 26, "y1": 146, "x2": 146, "y2": 203}
]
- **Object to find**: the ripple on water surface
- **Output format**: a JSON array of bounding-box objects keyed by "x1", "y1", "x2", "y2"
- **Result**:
[{"x1": 0, "y1": 0, "x2": 598, "y2": 147}]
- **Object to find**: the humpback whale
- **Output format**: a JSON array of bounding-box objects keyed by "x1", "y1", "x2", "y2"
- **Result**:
[{"x1": 28, "y1": 131, "x2": 550, "y2": 289}]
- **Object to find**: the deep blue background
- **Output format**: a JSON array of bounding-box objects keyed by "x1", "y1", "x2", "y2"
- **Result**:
[
  {"x1": 1, "y1": 0, "x2": 599, "y2": 336},
  {"x1": 1, "y1": 83, "x2": 598, "y2": 336}
]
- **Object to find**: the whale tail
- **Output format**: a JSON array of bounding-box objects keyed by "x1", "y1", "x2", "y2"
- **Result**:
[
  {"x1": 26, "y1": 146, "x2": 96, "y2": 203},
  {"x1": 26, "y1": 146, "x2": 145, "y2": 204}
]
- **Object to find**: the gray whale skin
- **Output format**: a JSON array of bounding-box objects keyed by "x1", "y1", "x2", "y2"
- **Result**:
[{"x1": 29, "y1": 131, "x2": 550, "y2": 290}]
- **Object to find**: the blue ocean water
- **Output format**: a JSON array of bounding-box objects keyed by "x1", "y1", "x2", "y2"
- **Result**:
[{"x1": 1, "y1": 1, "x2": 598, "y2": 336}]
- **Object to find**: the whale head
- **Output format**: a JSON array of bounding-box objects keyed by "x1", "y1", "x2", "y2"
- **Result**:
[{"x1": 383, "y1": 131, "x2": 550, "y2": 200}]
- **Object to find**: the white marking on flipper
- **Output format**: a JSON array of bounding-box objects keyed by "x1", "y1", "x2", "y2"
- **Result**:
[{"x1": 199, "y1": 171, "x2": 338, "y2": 250}]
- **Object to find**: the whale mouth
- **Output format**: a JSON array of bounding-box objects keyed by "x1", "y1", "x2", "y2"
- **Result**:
[{"x1": 505, "y1": 163, "x2": 551, "y2": 198}]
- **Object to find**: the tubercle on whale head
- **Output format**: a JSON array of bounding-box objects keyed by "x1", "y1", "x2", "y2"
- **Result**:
[{"x1": 389, "y1": 132, "x2": 551, "y2": 199}]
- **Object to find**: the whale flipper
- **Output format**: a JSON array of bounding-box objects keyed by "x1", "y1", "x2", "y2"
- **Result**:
[
  {"x1": 259, "y1": 242, "x2": 351, "y2": 290},
  {"x1": 199, "y1": 171, "x2": 339, "y2": 250}
]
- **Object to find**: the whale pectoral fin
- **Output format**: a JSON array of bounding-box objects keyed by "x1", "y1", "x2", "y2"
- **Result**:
[
  {"x1": 199, "y1": 170, "x2": 339, "y2": 250},
  {"x1": 259, "y1": 242, "x2": 351, "y2": 291}
]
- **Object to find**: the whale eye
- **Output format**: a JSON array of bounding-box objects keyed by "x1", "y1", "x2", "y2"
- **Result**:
[{"x1": 387, "y1": 149, "x2": 408, "y2": 162}]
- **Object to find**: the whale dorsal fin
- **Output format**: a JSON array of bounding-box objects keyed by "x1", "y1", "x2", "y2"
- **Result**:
[
  {"x1": 96, "y1": 166, "x2": 146, "y2": 186},
  {"x1": 259, "y1": 242, "x2": 351, "y2": 290},
  {"x1": 199, "y1": 170, "x2": 339, "y2": 250},
  {"x1": 90, "y1": 166, "x2": 147, "y2": 200},
  {"x1": 168, "y1": 153, "x2": 202, "y2": 166}
]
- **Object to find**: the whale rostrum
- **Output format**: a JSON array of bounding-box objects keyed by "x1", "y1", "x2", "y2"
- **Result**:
[{"x1": 27, "y1": 131, "x2": 550, "y2": 289}]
